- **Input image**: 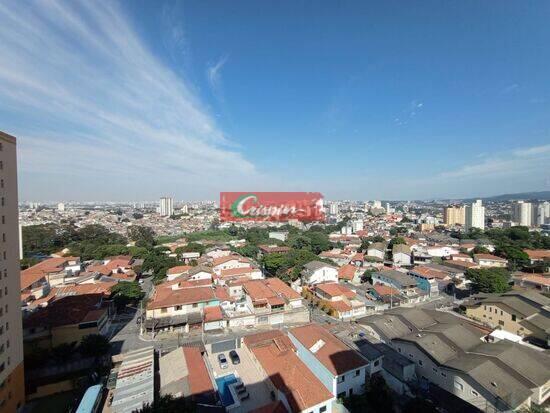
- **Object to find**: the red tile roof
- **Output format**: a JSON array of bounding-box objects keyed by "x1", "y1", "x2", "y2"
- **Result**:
[
  {"x1": 315, "y1": 282, "x2": 356, "y2": 299},
  {"x1": 410, "y1": 266, "x2": 449, "y2": 280},
  {"x1": 21, "y1": 257, "x2": 80, "y2": 290},
  {"x1": 246, "y1": 330, "x2": 333, "y2": 411},
  {"x1": 372, "y1": 284, "x2": 400, "y2": 296},
  {"x1": 290, "y1": 323, "x2": 368, "y2": 375},
  {"x1": 148, "y1": 285, "x2": 230, "y2": 310},
  {"x1": 182, "y1": 347, "x2": 216, "y2": 401},
  {"x1": 338, "y1": 264, "x2": 357, "y2": 281},
  {"x1": 250, "y1": 401, "x2": 288, "y2": 413},
  {"x1": 474, "y1": 254, "x2": 506, "y2": 261},
  {"x1": 524, "y1": 250, "x2": 550, "y2": 260},
  {"x1": 167, "y1": 265, "x2": 193, "y2": 275},
  {"x1": 203, "y1": 305, "x2": 224, "y2": 322}
]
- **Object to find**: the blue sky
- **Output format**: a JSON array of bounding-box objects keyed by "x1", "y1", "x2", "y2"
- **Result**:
[{"x1": 1, "y1": 0, "x2": 549, "y2": 201}]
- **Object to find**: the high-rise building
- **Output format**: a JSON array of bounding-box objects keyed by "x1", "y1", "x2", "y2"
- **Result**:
[
  {"x1": 372, "y1": 200, "x2": 382, "y2": 209},
  {"x1": 465, "y1": 199, "x2": 485, "y2": 231},
  {"x1": 534, "y1": 201, "x2": 550, "y2": 226},
  {"x1": 57, "y1": 202, "x2": 65, "y2": 212},
  {"x1": 0, "y1": 131, "x2": 25, "y2": 411},
  {"x1": 159, "y1": 197, "x2": 173, "y2": 217},
  {"x1": 329, "y1": 202, "x2": 339, "y2": 215},
  {"x1": 512, "y1": 201, "x2": 532, "y2": 227},
  {"x1": 443, "y1": 205, "x2": 466, "y2": 226}
]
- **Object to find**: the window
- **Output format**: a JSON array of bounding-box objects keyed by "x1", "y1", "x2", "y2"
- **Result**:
[
  {"x1": 161, "y1": 308, "x2": 167, "y2": 313},
  {"x1": 498, "y1": 320, "x2": 504, "y2": 326},
  {"x1": 1, "y1": 216, "x2": 3, "y2": 224},
  {"x1": 441, "y1": 372, "x2": 447, "y2": 378},
  {"x1": 0, "y1": 180, "x2": 3, "y2": 189},
  {"x1": 454, "y1": 382, "x2": 464, "y2": 391},
  {"x1": 175, "y1": 305, "x2": 182, "y2": 311},
  {"x1": 320, "y1": 407, "x2": 327, "y2": 413},
  {"x1": 409, "y1": 354, "x2": 414, "y2": 358},
  {"x1": 338, "y1": 375, "x2": 346, "y2": 383},
  {"x1": 500, "y1": 310, "x2": 503, "y2": 316},
  {"x1": 512, "y1": 314, "x2": 516, "y2": 321},
  {"x1": 355, "y1": 369, "x2": 360, "y2": 376},
  {"x1": 418, "y1": 360, "x2": 423, "y2": 366},
  {"x1": 471, "y1": 390, "x2": 479, "y2": 397},
  {"x1": 374, "y1": 360, "x2": 380, "y2": 367},
  {"x1": 2, "y1": 234, "x2": 5, "y2": 242},
  {"x1": 192, "y1": 303, "x2": 198, "y2": 308},
  {"x1": 433, "y1": 368, "x2": 438, "y2": 373}
]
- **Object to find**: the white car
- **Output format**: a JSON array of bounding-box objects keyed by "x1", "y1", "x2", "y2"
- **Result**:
[{"x1": 218, "y1": 353, "x2": 228, "y2": 369}]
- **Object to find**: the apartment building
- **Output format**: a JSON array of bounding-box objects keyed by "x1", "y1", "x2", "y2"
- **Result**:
[
  {"x1": 512, "y1": 201, "x2": 533, "y2": 227},
  {"x1": 465, "y1": 200, "x2": 485, "y2": 231},
  {"x1": 0, "y1": 131, "x2": 25, "y2": 412},
  {"x1": 443, "y1": 205, "x2": 466, "y2": 226}
]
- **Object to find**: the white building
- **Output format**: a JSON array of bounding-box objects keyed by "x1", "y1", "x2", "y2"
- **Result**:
[
  {"x1": 534, "y1": 202, "x2": 549, "y2": 226},
  {"x1": 465, "y1": 199, "x2": 485, "y2": 231},
  {"x1": 512, "y1": 201, "x2": 532, "y2": 227},
  {"x1": 301, "y1": 261, "x2": 339, "y2": 285},
  {"x1": 372, "y1": 200, "x2": 382, "y2": 209},
  {"x1": 329, "y1": 202, "x2": 339, "y2": 215},
  {"x1": 57, "y1": 202, "x2": 65, "y2": 212},
  {"x1": 351, "y1": 219, "x2": 364, "y2": 233},
  {"x1": 159, "y1": 196, "x2": 174, "y2": 217}
]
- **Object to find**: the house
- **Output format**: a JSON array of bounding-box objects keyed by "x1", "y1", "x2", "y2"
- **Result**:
[
  {"x1": 367, "y1": 284, "x2": 403, "y2": 307},
  {"x1": 371, "y1": 270, "x2": 427, "y2": 304},
  {"x1": 159, "y1": 346, "x2": 217, "y2": 406},
  {"x1": 22, "y1": 293, "x2": 112, "y2": 352},
  {"x1": 426, "y1": 246, "x2": 459, "y2": 258},
  {"x1": 166, "y1": 265, "x2": 193, "y2": 281},
  {"x1": 211, "y1": 254, "x2": 252, "y2": 274},
  {"x1": 319, "y1": 250, "x2": 350, "y2": 266},
  {"x1": 21, "y1": 257, "x2": 81, "y2": 293},
  {"x1": 350, "y1": 252, "x2": 365, "y2": 267},
  {"x1": 392, "y1": 244, "x2": 412, "y2": 266},
  {"x1": 145, "y1": 283, "x2": 232, "y2": 332},
  {"x1": 217, "y1": 265, "x2": 263, "y2": 283},
  {"x1": 524, "y1": 250, "x2": 550, "y2": 267},
  {"x1": 359, "y1": 307, "x2": 550, "y2": 411},
  {"x1": 289, "y1": 323, "x2": 370, "y2": 399},
  {"x1": 367, "y1": 242, "x2": 386, "y2": 261},
  {"x1": 408, "y1": 266, "x2": 451, "y2": 297},
  {"x1": 338, "y1": 264, "x2": 361, "y2": 284},
  {"x1": 186, "y1": 265, "x2": 214, "y2": 281},
  {"x1": 463, "y1": 290, "x2": 550, "y2": 347},
  {"x1": 450, "y1": 253, "x2": 474, "y2": 263},
  {"x1": 473, "y1": 254, "x2": 508, "y2": 268},
  {"x1": 513, "y1": 274, "x2": 550, "y2": 293},
  {"x1": 314, "y1": 283, "x2": 367, "y2": 320},
  {"x1": 243, "y1": 330, "x2": 335, "y2": 413},
  {"x1": 258, "y1": 245, "x2": 291, "y2": 255},
  {"x1": 300, "y1": 261, "x2": 339, "y2": 286}
]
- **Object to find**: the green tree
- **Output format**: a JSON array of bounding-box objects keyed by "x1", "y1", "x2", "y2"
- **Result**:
[
  {"x1": 343, "y1": 375, "x2": 395, "y2": 413},
  {"x1": 388, "y1": 237, "x2": 406, "y2": 249},
  {"x1": 175, "y1": 242, "x2": 205, "y2": 255},
  {"x1": 79, "y1": 334, "x2": 110, "y2": 358},
  {"x1": 232, "y1": 244, "x2": 259, "y2": 259},
  {"x1": 305, "y1": 231, "x2": 331, "y2": 254},
  {"x1": 110, "y1": 281, "x2": 145, "y2": 308},
  {"x1": 361, "y1": 270, "x2": 374, "y2": 283},
  {"x1": 495, "y1": 245, "x2": 529, "y2": 269},
  {"x1": 472, "y1": 245, "x2": 490, "y2": 255},
  {"x1": 128, "y1": 225, "x2": 156, "y2": 248},
  {"x1": 466, "y1": 268, "x2": 511, "y2": 293}
]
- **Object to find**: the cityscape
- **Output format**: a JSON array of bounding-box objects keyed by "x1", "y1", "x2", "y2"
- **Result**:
[{"x1": 1, "y1": 2, "x2": 550, "y2": 413}]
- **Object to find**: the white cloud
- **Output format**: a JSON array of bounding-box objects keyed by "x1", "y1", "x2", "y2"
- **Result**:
[
  {"x1": 439, "y1": 143, "x2": 550, "y2": 179},
  {"x1": 0, "y1": 0, "x2": 258, "y2": 200},
  {"x1": 207, "y1": 54, "x2": 229, "y2": 98}
]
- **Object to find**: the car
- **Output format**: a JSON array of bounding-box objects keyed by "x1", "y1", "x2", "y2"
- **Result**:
[
  {"x1": 229, "y1": 350, "x2": 240, "y2": 365},
  {"x1": 218, "y1": 353, "x2": 228, "y2": 369}
]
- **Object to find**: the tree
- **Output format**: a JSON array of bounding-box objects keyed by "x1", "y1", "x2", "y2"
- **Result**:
[
  {"x1": 361, "y1": 270, "x2": 374, "y2": 283},
  {"x1": 343, "y1": 375, "x2": 395, "y2": 413},
  {"x1": 132, "y1": 212, "x2": 144, "y2": 219},
  {"x1": 110, "y1": 281, "x2": 145, "y2": 308},
  {"x1": 466, "y1": 268, "x2": 511, "y2": 293},
  {"x1": 388, "y1": 237, "x2": 406, "y2": 249},
  {"x1": 232, "y1": 244, "x2": 259, "y2": 259},
  {"x1": 79, "y1": 334, "x2": 110, "y2": 358},
  {"x1": 473, "y1": 245, "x2": 490, "y2": 255},
  {"x1": 358, "y1": 239, "x2": 370, "y2": 252},
  {"x1": 495, "y1": 245, "x2": 529, "y2": 269},
  {"x1": 305, "y1": 231, "x2": 331, "y2": 254},
  {"x1": 127, "y1": 225, "x2": 155, "y2": 248},
  {"x1": 137, "y1": 394, "x2": 195, "y2": 413},
  {"x1": 175, "y1": 242, "x2": 206, "y2": 255}
]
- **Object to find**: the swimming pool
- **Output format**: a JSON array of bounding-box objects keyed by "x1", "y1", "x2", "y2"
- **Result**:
[{"x1": 215, "y1": 374, "x2": 238, "y2": 406}]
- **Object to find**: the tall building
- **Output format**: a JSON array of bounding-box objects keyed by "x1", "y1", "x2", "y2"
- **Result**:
[
  {"x1": 512, "y1": 201, "x2": 532, "y2": 227},
  {"x1": 443, "y1": 205, "x2": 466, "y2": 226},
  {"x1": 372, "y1": 200, "x2": 382, "y2": 209},
  {"x1": 0, "y1": 131, "x2": 25, "y2": 412},
  {"x1": 159, "y1": 197, "x2": 173, "y2": 217},
  {"x1": 534, "y1": 201, "x2": 550, "y2": 226},
  {"x1": 57, "y1": 202, "x2": 65, "y2": 212},
  {"x1": 465, "y1": 199, "x2": 485, "y2": 231},
  {"x1": 329, "y1": 202, "x2": 339, "y2": 215}
]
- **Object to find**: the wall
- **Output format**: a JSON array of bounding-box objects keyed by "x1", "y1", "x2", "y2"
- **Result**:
[{"x1": 288, "y1": 333, "x2": 334, "y2": 393}]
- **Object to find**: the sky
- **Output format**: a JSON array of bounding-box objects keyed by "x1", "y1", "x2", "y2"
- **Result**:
[{"x1": 1, "y1": 0, "x2": 549, "y2": 202}]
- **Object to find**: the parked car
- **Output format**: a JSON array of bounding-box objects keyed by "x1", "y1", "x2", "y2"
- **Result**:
[
  {"x1": 229, "y1": 350, "x2": 240, "y2": 365},
  {"x1": 218, "y1": 353, "x2": 228, "y2": 369}
]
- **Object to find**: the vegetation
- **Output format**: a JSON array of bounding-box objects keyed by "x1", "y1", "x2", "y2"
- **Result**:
[
  {"x1": 78, "y1": 334, "x2": 110, "y2": 358},
  {"x1": 110, "y1": 281, "x2": 145, "y2": 309},
  {"x1": 466, "y1": 268, "x2": 511, "y2": 293},
  {"x1": 127, "y1": 225, "x2": 155, "y2": 248}
]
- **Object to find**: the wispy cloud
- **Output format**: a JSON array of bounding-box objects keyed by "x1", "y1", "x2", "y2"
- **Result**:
[
  {"x1": 207, "y1": 54, "x2": 229, "y2": 99},
  {"x1": 394, "y1": 100, "x2": 424, "y2": 125},
  {"x1": 500, "y1": 83, "x2": 519, "y2": 95},
  {"x1": 439, "y1": 143, "x2": 550, "y2": 179},
  {"x1": 0, "y1": 0, "x2": 257, "y2": 200}
]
